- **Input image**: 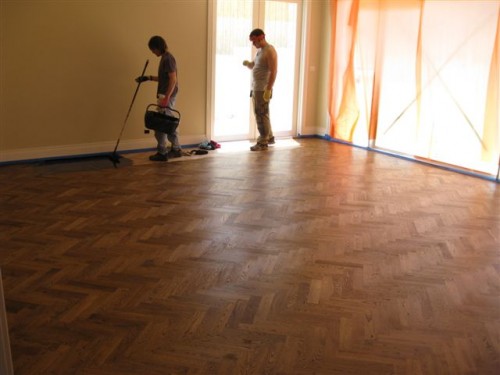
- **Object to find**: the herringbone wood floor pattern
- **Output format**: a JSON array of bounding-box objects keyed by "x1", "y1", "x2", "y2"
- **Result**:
[{"x1": 1, "y1": 138, "x2": 499, "y2": 375}]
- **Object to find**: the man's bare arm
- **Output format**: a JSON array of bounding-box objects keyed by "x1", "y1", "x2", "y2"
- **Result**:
[{"x1": 266, "y1": 47, "x2": 278, "y2": 90}]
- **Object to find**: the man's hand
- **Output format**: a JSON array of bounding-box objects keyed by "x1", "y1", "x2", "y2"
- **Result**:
[
  {"x1": 159, "y1": 96, "x2": 170, "y2": 108},
  {"x1": 263, "y1": 89, "x2": 272, "y2": 102},
  {"x1": 135, "y1": 76, "x2": 150, "y2": 83}
]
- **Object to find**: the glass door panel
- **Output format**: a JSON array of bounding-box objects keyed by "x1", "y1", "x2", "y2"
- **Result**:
[
  {"x1": 213, "y1": 0, "x2": 253, "y2": 140},
  {"x1": 212, "y1": 0, "x2": 301, "y2": 141}
]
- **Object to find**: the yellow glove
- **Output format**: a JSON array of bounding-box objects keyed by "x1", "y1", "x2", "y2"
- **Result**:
[
  {"x1": 263, "y1": 89, "x2": 272, "y2": 102},
  {"x1": 242, "y1": 60, "x2": 251, "y2": 67}
]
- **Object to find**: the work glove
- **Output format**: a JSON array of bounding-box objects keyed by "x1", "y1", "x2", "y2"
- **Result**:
[
  {"x1": 135, "y1": 75, "x2": 150, "y2": 83},
  {"x1": 242, "y1": 60, "x2": 251, "y2": 67},
  {"x1": 263, "y1": 89, "x2": 272, "y2": 102}
]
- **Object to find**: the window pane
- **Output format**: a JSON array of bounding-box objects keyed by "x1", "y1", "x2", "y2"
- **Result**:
[{"x1": 214, "y1": 0, "x2": 253, "y2": 138}]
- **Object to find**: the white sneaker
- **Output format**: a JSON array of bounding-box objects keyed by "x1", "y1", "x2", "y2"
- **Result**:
[{"x1": 250, "y1": 143, "x2": 268, "y2": 151}]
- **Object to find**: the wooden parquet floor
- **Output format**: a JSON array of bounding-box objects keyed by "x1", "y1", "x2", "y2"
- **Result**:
[{"x1": 1, "y1": 138, "x2": 499, "y2": 375}]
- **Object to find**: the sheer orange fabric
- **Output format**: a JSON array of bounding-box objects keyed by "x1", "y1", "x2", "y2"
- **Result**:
[
  {"x1": 328, "y1": 0, "x2": 500, "y2": 176},
  {"x1": 328, "y1": 0, "x2": 360, "y2": 141},
  {"x1": 483, "y1": 9, "x2": 499, "y2": 163}
]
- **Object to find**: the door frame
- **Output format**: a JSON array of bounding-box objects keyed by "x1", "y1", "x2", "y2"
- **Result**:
[{"x1": 206, "y1": 0, "x2": 309, "y2": 142}]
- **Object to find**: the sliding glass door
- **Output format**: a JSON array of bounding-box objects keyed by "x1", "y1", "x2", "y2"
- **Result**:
[{"x1": 210, "y1": 0, "x2": 302, "y2": 141}]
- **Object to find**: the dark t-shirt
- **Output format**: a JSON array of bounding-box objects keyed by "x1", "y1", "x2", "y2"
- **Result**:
[{"x1": 157, "y1": 51, "x2": 178, "y2": 96}]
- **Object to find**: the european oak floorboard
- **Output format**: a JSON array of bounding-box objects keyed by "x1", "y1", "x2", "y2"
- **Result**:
[{"x1": 1, "y1": 138, "x2": 499, "y2": 374}]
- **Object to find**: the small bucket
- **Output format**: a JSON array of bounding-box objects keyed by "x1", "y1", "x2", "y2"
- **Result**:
[{"x1": 144, "y1": 104, "x2": 180, "y2": 134}]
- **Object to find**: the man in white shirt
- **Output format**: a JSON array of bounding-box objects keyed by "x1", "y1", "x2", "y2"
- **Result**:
[{"x1": 243, "y1": 28, "x2": 277, "y2": 151}]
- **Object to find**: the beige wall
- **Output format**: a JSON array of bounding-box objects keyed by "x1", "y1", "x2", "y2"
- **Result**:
[
  {"x1": 0, "y1": 0, "x2": 329, "y2": 162},
  {"x1": 301, "y1": 0, "x2": 330, "y2": 137},
  {"x1": 316, "y1": 0, "x2": 331, "y2": 135}
]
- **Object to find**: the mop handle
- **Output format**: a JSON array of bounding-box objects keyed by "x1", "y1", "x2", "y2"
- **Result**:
[
  {"x1": 123, "y1": 59, "x2": 149, "y2": 124},
  {"x1": 113, "y1": 59, "x2": 149, "y2": 154}
]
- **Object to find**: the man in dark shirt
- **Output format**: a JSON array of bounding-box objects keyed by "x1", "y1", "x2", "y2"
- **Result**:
[{"x1": 136, "y1": 35, "x2": 182, "y2": 161}]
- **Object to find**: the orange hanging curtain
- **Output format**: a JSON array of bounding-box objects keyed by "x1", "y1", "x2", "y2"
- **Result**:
[
  {"x1": 482, "y1": 7, "x2": 500, "y2": 162},
  {"x1": 328, "y1": 0, "x2": 360, "y2": 142},
  {"x1": 328, "y1": 0, "x2": 500, "y2": 177}
]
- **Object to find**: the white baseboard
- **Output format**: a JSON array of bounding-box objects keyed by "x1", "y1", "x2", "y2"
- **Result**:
[
  {"x1": 0, "y1": 133, "x2": 325, "y2": 164},
  {"x1": 0, "y1": 135, "x2": 206, "y2": 163}
]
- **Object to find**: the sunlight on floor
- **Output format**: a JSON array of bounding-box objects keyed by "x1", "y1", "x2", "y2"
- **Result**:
[
  {"x1": 215, "y1": 138, "x2": 302, "y2": 154},
  {"x1": 127, "y1": 138, "x2": 303, "y2": 166}
]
